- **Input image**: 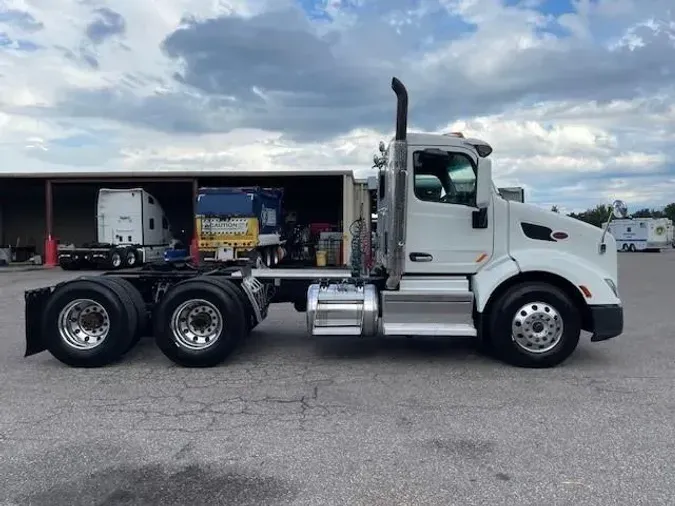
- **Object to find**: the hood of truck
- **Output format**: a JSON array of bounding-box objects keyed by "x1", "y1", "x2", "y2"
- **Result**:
[{"x1": 507, "y1": 201, "x2": 618, "y2": 285}]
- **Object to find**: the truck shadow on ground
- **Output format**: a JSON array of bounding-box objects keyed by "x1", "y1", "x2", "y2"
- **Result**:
[
  {"x1": 240, "y1": 328, "x2": 611, "y2": 369},
  {"x1": 310, "y1": 336, "x2": 480, "y2": 362},
  {"x1": 75, "y1": 327, "x2": 610, "y2": 370},
  {"x1": 12, "y1": 462, "x2": 297, "y2": 506}
]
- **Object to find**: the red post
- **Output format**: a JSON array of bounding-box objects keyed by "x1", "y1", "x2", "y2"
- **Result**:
[
  {"x1": 44, "y1": 179, "x2": 57, "y2": 267},
  {"x1": 190, "y1": 179, "x2": 199, "y2": 264}
]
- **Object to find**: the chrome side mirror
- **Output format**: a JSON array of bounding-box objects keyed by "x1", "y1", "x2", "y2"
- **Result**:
[
  {"x1": 599, "y1": 199, "x2": 629, "y2": 254},
  {"x1": 612, "y1": 199, "x2": 628, "y2": 219}
]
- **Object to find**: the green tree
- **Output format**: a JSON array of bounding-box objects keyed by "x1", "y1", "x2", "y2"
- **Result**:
[
  {"x1": 663, "y1": 203, "x2": 675, "y2": 222},
  {"x1": 630, "y1": 208, "x2": 665, "y2": 218},
  {"x1": 631, "y1": 208, "x2": 652, "y2": 218},
  {"x1": 567, "y1": 204, "x2": 612, "y2": 227}
]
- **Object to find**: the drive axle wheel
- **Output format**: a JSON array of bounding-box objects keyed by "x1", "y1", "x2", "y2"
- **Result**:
[
  {"x1": 99, "y1": 276, "x2": 149, "y2": 351},
  {"x1": 487, "y1": 282, "x2": 581, "y2": 368},
  {"x1": 153, "y1": 277, "x2": 247, "y2": 367},
  {"x1": 109, "y1": 250, "x2": 123, "y2": 269},
  {"x1": 123, "y1": 248, "x2": 138, "y2": 268},
  {"x1": 41, "y1": 277, "x2": 137, "y2": 367}
]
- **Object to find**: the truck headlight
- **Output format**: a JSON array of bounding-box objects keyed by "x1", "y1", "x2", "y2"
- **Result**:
[{"x1": 604, "y1": 278, "x2": 619, "y2": 297}]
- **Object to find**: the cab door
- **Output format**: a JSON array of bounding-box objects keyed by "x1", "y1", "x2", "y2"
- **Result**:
[{"x1": 404, "y1": 146, "x2": 494, "y2": 274}]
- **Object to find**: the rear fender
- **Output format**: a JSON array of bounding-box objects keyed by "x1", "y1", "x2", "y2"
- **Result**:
[{"x1": 24, "y1": 287, "x2": 54, "y2": 356}]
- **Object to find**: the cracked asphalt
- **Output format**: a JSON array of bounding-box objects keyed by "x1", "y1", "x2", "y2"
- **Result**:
[{"x1": 1, "y1": 253, "x2": 675, "y2": 506}]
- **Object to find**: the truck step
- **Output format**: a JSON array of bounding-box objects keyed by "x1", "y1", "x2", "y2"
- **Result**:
[
  {"x1": 380, "y1": 288, "x2": 475, "y2": 336},
  {"x1": 381, "y1": 322, "x2": 477, "y2": 337}
]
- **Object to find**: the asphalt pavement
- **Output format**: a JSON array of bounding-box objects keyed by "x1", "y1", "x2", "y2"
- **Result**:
[{"x1": 0, "y1": 254, "x2": 674, "y2": 505}]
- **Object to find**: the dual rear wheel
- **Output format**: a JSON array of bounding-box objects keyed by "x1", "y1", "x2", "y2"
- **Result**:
[{"x1": 42, "y1": 276, "x2": 252, "y2": 368}]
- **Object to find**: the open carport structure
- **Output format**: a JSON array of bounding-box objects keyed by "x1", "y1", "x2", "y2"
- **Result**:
[{"x1": 0, "y1": 169, "x2": 367, "y2": 267}]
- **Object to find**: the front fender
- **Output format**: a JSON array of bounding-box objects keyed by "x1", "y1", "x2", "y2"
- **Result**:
[
  {"x1": 510, "y1": 249, "x2": 620, "y2": 305},
  {"x1": 472, "y1": 255, "x2": 520, "y2": 312}
]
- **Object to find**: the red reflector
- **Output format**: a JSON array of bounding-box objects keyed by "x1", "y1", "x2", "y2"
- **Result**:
[{"x1": 552, "y1": 231, "x2": 568, "y2": 240}]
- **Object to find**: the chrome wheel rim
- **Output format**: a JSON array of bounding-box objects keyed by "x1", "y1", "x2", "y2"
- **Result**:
[
  {"x1": 170, "y1": 299, "x2": 223, "y2": 350},
  {"x1": 511, "y1": 301, "x2": 563, "y2": 354},
  {"x1": 58, "y1": 299, "x2": 110, "y2": 350}
]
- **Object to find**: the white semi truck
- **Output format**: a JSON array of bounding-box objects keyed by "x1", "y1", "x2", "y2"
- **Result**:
[
  {"x1": 602, "y1": 217, "x2": 671, "y2": 252},
  {"x1": 57, "y1": 188, "x2": 175, "y2": 270},
  {"x1": 23, "y1": 77, "x2": 625, "y2": 370}
]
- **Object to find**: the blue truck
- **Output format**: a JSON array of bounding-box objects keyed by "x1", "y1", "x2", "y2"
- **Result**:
[{"x1": 195, "y1": 187, "x2": 285, "y2": 266}]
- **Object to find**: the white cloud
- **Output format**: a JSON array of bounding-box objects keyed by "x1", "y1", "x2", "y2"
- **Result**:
[{"x1": 0, "y1": 0, "x2": 673, "y2": 211}]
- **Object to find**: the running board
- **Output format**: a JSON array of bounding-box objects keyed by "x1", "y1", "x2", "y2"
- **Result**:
[
  {"x1": 380, "y1": 287, "x2": 476, "y2": 337},
  {"x1": 381, "y1": 323, "x2": 477, "y2": 337}
]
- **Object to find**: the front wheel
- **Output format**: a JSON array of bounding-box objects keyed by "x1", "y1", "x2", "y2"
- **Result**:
[{"x1": 486, "y1": 282, "x2": 581, "y2": 368}]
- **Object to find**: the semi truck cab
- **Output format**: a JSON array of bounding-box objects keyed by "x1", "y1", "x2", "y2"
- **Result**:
[{"x1": 306, "y1": 78, "x2": 624, "y2": 367}]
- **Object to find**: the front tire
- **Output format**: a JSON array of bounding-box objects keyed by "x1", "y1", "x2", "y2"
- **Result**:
[{"x1": 486, "y1": 282, "x2": 581, "y2": 368}]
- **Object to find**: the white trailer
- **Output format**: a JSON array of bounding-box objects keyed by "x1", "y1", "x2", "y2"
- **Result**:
[
  {"x1": 603, "y1": 217, "x2": 671, "y2": 252},
  {"x1": 666, "y1": 219, "x2": 674, "y2": 246},
  {"x1": 24, "y1": 77, "x2": 625, "y2": 370},
  {"x1": 57, "y1": 188, "x2": 174, "y2": 270}
]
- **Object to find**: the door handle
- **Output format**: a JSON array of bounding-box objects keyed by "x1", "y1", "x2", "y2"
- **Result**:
[{"x1": 409, "y1": 252, "x2": 433, "y2": 262}]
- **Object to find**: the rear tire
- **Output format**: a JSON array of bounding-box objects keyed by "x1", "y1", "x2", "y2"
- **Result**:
[
  {"x1": 486, "y1": 282, "x2": 581, "y2": 368},
  {"x1": 41, "y1": 278, "x2": 137, "y2": 367},
  {"x1": 109, "y1": 249, "x2": 123, "y2": 269},
  {"x1": 98, "y1": 276, "x2": 149, "y2": 351},
  {"x1": 122, "y1": 247, "x2": 139, "y2": 268},
  {"x1": 198, "y1": 277, "x2": 255, "y2": 333},
  {"x1": 153, "y1": 277, "x2": 247, "y2": 367}
]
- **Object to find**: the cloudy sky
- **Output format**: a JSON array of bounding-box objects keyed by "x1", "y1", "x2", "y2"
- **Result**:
[{"x1": 0, "y1": 0, "x2": 673, "y2": 212}]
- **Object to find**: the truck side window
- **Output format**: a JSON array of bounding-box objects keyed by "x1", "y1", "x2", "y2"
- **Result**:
[
  {"x1": 413, "y1": 151, "x2": 477, "y2": 206},
  {"x1": 162, "y1": 217, "x2": 168, "y2": 230},
  {"x1": 148, "y1": 196, "x2": 155, "y2": 204},
  {"x1": 149, "y1": 218, "x2": 155, "y2": 230}
]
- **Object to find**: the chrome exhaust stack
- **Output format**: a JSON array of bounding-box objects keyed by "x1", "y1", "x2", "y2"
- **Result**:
[{"x1": 385, "y1": 77, "x2": 409, "y2": 290}]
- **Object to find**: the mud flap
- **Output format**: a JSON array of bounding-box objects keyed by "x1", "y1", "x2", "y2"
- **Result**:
[{"x1": 24, "y1": 287, "x2": 53, "y2": 357}]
